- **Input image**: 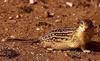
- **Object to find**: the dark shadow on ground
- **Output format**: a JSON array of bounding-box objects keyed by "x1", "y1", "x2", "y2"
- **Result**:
[{"x1": 86, "y1": 41, "x2": 100, "y2": 52}]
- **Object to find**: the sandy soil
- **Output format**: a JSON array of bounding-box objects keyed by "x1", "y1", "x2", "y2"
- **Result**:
[{"x1": 0, "y1": 0, "x2": 100, "y2": 61}]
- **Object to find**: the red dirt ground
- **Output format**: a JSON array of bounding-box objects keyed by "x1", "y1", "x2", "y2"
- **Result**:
[{"x1": 0, "y1": 0, "x2": 100, "y2": 61}]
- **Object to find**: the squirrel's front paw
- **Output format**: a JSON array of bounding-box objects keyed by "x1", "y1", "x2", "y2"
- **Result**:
[{"x1": 83, "y1": 50, "x2": 91, "y2": 53}]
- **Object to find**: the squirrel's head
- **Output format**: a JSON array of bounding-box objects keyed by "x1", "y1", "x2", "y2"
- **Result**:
[{"x1": 78, "y1": 19, "x2": 94, "y2": 31}]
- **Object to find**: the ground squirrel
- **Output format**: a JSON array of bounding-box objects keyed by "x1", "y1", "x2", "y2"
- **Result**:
[{"x1": 40, "y1": 19, "x2": 95, "y2": 53}]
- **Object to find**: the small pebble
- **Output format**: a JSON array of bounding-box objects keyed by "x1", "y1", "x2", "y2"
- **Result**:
[
  {"x1": 47, "y1": 12, "x2": 55, "y2": 17},
  {"x1": 66, "y1": 2, "x2": 73, "y2": 7},
  {"x1": 4, "y1": 0, "x2": 7, "y2": 2},
  {"x1": 31, "y1": 52, "x2": 34, "y2": 55},
  {"x1": 72, "y1": 13, "x2": 76, "y2": 16},
  {"x1": 5, "y1": 28, "x2": 9, "y2": 31},
  {"x1": 16, "y1": 15, "x2": 20, "y2": 19},
  {"x1": 98, "y1": 3, "x2": 100, "y2": 7},
  {"x1": 36, "y1": 27, "x2": 40, "y2": 31},
  {"x1": 47, "y1": 48, "x2": 53, "y2": 51},
  {"x1": 29, "y1": 0, "x2": 37, "y2": 4},
  {"x1": 8, "y1": 17, "x2": 13, "y2": 20},
  {"x1": 1, "y1": 38, "x2": 7, "y2": 42},
  {"x1": 53, "y1": 50, "x2": 56, "y2": 53},
  {"x1": 56, "y1": 16, "x2": 60, "y2": 18},
  {"x1": 9, "y1": 35, "x2": 16, "y2": 39},
  {"x1": 39, "y1": 54, "x2": 42, "y2": 56},
  {"x1": 35, "y1": 16, "x2": 39, "y2": 19},
  {"x1": 55, "y1": 19, "x2": 61, "y2": 23},
  {"x1": 63, "y1": 51, "x2": 68, "y2": 56}
]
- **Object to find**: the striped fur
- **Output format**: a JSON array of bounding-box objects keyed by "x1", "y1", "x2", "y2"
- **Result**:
[{"x1": 40, "y1": 27, "x2": 76, "y2": 41}]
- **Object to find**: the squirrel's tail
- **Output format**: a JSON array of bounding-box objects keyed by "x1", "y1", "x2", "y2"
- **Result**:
[{"x1": 1, "y1": 37, "x2": 41, "y2": 44}]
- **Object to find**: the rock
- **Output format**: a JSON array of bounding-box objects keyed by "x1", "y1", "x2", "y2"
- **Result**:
[
  {"x1": 36, "y1": 27, "x2": 40, "y2": 31},
  {"x1": 55, "y1": 19, "x2": 62, "y2": 23},
  {"x1": 16, "y1": 15, "x2": 20, "y2": 19},
  {"x1": 66, "y1": 2, "x2": 73, "y2": 7},
  {"x1": 9, "y1": 35, "x2": 16, "y2": 39},
  {"x1": 1, "y1": 38, "x2": 7, "y2": 42},
  {"x1": 29, "y1": 0, "x2": 37, "y2": 4},
  {"x1": 47, "y1": 12, "x2": 55, "y2": 17},
  {"x1": 8, "y1": 17, "x2": 13, "y2": 20}
]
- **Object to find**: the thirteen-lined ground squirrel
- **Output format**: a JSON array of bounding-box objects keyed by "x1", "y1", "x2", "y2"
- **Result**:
[
  {"x1": 4, "y1": 19, "x2": 95, "y2": 53},
  {"x1": 40, "y1": 19, "x2": 95, "y2": 53}
]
